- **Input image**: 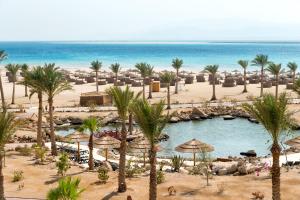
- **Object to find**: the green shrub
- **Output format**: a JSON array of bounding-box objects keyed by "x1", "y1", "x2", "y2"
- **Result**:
[
  {"x1": 34, "y1": 146, "x2": 47, "y2": 163},
  {"x1": 12, "y1": 170, "x2": 24, "y2": 182},
  {"x1": 47, "y1": 177, "x2": 84, "y2": 200},
  {"x1": 125, "y1": 160, "x2": 143, "y2": 178},
  {"x1": 16, "y1": 145, "x2": 32, "y2": 156},
  {"x1": 56, "y1": 153, "x2": 70, "y2": 176},
  {"x1": 171, "y1": 155, "x2": 185, "y2": 172},
  {"x1": 97, "y1": 167, "x2": 109, "y2": 183},
  {"x1": 188, "y1": 165, "x2": 202, "y2": 175},
  {"x1": 156, "y1": 170, "x2": 165, "y2": 184}
]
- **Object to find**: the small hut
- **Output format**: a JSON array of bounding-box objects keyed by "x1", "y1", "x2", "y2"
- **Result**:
[{"x1": 80, "y1": 92, "x2": 112, "y2": 106}]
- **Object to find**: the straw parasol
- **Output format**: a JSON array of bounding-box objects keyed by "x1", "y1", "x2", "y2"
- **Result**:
[
  {"x1": 64, "y1": 131, "x2": 89, "y2": 161},
  {"x1": 94, "y1": 135, "x2": 121, "y2": 161},
  {"x1": 175, "y1": 138, "x2": 214, "y2": 166},
  {"x1": 285, "y1": 136, "x2": 300, "y2": 149},
  {"x1": 129, "y1": 137, "x2": 162, "y2": 166}
]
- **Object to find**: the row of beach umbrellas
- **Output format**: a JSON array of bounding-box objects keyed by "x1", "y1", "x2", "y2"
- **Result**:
[{"x1": 63, "y1": 130, "x2": 214, "y2": 166}]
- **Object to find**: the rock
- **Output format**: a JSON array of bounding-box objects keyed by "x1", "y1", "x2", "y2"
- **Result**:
[
  {"x1": 192, "y1": 107, "x2": 208, "y2": 119},
  {"x1": 248, "y1": 118, "x2": 259, "y2": 124},
  {"x1": 169, "y1": 116, "x2": 180, "y2": 123},
  {"x1": 223, "y1": 115, "x2": 235, "y2": 120},
  {"x1": 237, "y1": 160, "x2": 245, "y2": 167},
  {"x1": 216, "y1": 157, "x2": 233, "y2": 162},
  {"x1": 102, "y1": 112, "x2": 119, "y2": 124},
  {"x1": 180, "y1": 114, "x2": 191, "y2": 121},
  {"x1": 218, "y1": 168, "x2": 228, "y2": 176},
  {"x1": 190, "y1": 114, "x2": 200, "y2": 120},
  {"x1": 226, "y1": 164, "x2": 238, "y2": 174},
  {"x1": 54, "y1": 119, "x2": 64, "y2": 126},
  {"x1": 233, "y1": 171, "x2": 240, "y2": 176},
  {"x1": 240, "y1": 150, "x2": 257, "y2": 157},
  {"x1": 69, "y1": 117, "x2": 83, "y2": 125},
  {"x1": 238, "y1": 165, "x2": 247, "y2": 175}
]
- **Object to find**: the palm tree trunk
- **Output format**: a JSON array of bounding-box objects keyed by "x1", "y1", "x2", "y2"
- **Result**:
[
  {"x1": 114, "y1": 73, "x2": 118, "y2": 86},
  {"x1": 118, "y1": 122, "x2": 127, "y2": 192},
  {"x1": 275, "y1": 74, "x2": 279, "y2": 100},
  {"x1": 37, "y1": 92, "x2": 43, "y2": 146},
  {"x1": 11, "y1": 82, "x2": 15, "y2": 104},
  {"x1": 149, "y1": 146, "x2": 157, "y2": 200},
  {"x1": 0, "y1": 75, "x2": 6, "y2": 112},
  {"x1": 142, "y1": 79, "x2": 145, "y2": 100},
  {"x1": 0, "y1": 154, "x2": 5, "y2": 200},
  {"x1": 88, "y1": 133, "x2": 94, "y2": 170},
  {"x1": 48, "y1": 98, "x2": 57, "y2": 156},
  {"x1": 25, "y1": 84, "x2": 28, "y2": 97},
  {"x1": 211, "y1": 74, "x2": 216, "y2": 101},
  {"x1": 148, "y1": 79, "x2": 152, "y2": 99},
  {"x1": 167, "y1": 84, "x2": 171, "y2": 109},
  {"x1": 260, "y1": 66, "x2": 264, "y2": 97},
  {"x1": 96, "y1": 71, "x2": 99, "y2": 92},
  {"x1": 175, "y1": 70, "x2": 179, "y2": 94},
  {"x1": 128, "y1": 113, "x2": 133, "y2": 135},
  {"x1": 243, "y1": 68, "x2": 247, "y2": 93},
  {"x1": 271, "y1": 143, "x2": 281, "y2": 200}
]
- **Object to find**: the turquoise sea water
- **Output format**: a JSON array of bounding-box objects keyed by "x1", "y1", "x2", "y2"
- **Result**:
[
  {"x1": 0, "y1": 41, "x2": 300, "y2": 71},
  {"x1": 56, "y1": 118, "x2": 300, "y2": 158}
]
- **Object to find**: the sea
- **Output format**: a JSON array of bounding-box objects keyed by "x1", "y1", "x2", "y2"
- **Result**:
[{"x1": 0, "y1": 41, "x2": 300, "y2": 71}]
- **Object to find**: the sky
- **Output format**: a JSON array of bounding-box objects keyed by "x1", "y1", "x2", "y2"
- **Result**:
[{"x1": 0, "y1": 0, "x2": 300, "y2": 41}]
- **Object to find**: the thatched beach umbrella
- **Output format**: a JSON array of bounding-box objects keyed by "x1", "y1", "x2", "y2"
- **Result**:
[
  {"x1": 129, "y1": 137, "x2": 162, "y2": 166},
  {"x1": 175, "y1": 138, "x2": 214, "y2": 166},
  {"x1": 285, "y1": 136, "x2": 300, "y2": 149},
  {"x1": 64, "y1": 131, "x2": 89, "y2": 161},
  {"x1": 94, "y1": 135, "x2": 121, "y2": 161}
]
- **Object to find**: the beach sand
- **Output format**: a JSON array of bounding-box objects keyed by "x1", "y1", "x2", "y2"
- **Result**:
[{"x1": 3, "y1": 151, "x2": 300, "y2": 200}]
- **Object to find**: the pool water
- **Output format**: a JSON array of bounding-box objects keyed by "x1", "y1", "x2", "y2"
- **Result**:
[
  {"x1": 160, "y1": 118, "x2": 299, "y2": 158},
  {"x1": 56, "y1": 118, "x2": 299, "y2": 158}
]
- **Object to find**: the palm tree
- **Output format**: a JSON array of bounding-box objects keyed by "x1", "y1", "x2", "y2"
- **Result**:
[
  {"x1": 135, "y1": 63, "x2": 148, "y2": 100},
  {"x1": 79, "y1": 117, "x2": 101, "y2": 170},
  {"x1": 205, "y1": 65, "x2": 219, "y2": 101},
  {"x1": 0, "y1": 51, "x2": 7, "y2": 112},
  {"x1": 90, "y1": 60, "x2": 102, "y2": 92},
  {"x1": 5, "y1": 64, "x2": 20, "y2": 104},
  {"x1": 146, "y1": 65, "x2": 154, "y2": 99},
  {"x1": 110, "y1": 63, "x2": 121, "y2": 85},
  {"x1": 251, "y1": 54, "x2": 270, "y2": 97},
  {"x1": 267, "y1": 63, "x2": 282, "y2": 99},
  {"x1": 172, "y1": 58, "x2": 183, "y2": 94},
  {"x1": 47, "y1": 177, "x2": 85, "y2": 200},
  {"x1": 21, "y1": 66, "x2": 45, "y2": 146},
  {"x1": 106, "y1": 86, "x2": 140, "y2": 192},
  {"x1": 160, "y1": 72, "x2": 175, "y2": 109},
  {"x1": 131, "y1": 100, "x2": 168, "y2": 200},
  {"x1": 243, "y1": 93, "x2": 293, "y2": 200},
  {"x1": 287, "y1": 62, "x2": 298, "y2": 87},
  {"x1": 42, "y1": 64, "x2": 72, "y2": 156},
  {"x1": 21, "y1": 64, "x2": 29, "y2": 97},
  {"x1": 0, "y1": 112, "x2": 19, "y2": 200},
  {"x1": 238, "y1": 60, "x2": 249, "y2": 93}
]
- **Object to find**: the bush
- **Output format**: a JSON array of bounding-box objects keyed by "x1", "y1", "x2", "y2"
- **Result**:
[
  {"x1": 171, "y1": 155, "x2": 185, "y2": 172},
  {"x1": 47, "y1": 177, "x2": 84, "y2": 200},
  {"x1": 125, "y1": 160, "x2": 143, "y2": 178},
  {"x1": 188, "y1": 165, "x2": 202, "y2": 175},
  {"x1": 97, "y1": 167, "x2": 109, "y2": 183},
  {"x1": 12, "y1": 170, "x2": 24, "y2": 182},
  {"x1": 156, "y1": 170, "x2": 165, "y2": 184},
  {"x1": 16, "y1": 145, "x2": 32, "y2": 156},
  {"x1": 34, "y1": 146, "x2": 47, "y2": 163},
  {"x1": 56, "y1": 153, "x2": 70, "y2": 176}
]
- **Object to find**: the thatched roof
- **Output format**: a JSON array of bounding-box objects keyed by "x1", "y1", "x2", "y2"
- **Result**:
[{"x1": 175, "y1": 138, "x2": 214, "y2": 153}]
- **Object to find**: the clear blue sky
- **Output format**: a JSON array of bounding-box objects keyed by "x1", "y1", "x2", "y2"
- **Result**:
[{"x1": 0, "y1": 0, "x2": 299, "y2": 41}]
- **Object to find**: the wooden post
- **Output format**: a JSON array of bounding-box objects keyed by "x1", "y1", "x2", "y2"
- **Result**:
[{"x1": 105, "y1": 148, "x2": 108, "y2": 161}]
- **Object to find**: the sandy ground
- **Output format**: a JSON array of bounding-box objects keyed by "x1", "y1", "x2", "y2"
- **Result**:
[
  {"x1": 3, "y1": 151, "x2": 300, "y2": 200},
  {"x1": 1, "y1": 72, "x2": 298, "y2": 108}
]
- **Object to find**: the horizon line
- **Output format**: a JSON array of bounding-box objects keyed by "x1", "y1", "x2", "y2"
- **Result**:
[{"x1": 1, "y1": 40, "x2": 300, "y2": 43}]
